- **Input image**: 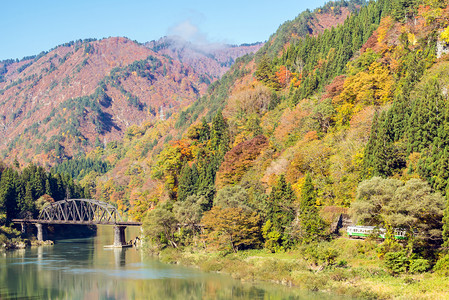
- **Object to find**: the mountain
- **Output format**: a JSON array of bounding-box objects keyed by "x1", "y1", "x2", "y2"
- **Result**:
[
  {"x1": 69, "y1": 0, "x2": 374, "y2": 220},
  {"x1": 0, "y1": 37, "x2": 260, "y2": 164}
]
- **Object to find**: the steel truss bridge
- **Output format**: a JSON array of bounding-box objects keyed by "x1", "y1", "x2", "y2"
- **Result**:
[{"x1": 12, "y1": 199, "x2": 141, "y2": 247}]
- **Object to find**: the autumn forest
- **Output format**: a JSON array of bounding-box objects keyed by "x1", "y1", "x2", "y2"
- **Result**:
[{"x1": 2, "y1": 0, "x2": 449, "y2": 297}]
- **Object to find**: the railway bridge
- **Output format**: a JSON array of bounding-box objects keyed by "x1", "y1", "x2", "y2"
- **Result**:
[{"x1": 12, "y1": 199, "x2": 141, "y2": 247}]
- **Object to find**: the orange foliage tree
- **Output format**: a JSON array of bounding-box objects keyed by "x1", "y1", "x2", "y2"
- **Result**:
[
  {"x1": 201, "y1": 206, "x2": 262, "y2": 253},
  {"x1": 275, "y1": 65, "x2": 292, "y2": 87}
]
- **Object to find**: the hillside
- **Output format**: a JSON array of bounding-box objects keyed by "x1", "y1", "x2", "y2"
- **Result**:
[
  {"x1": 74, "y1": 0, "x2": 449, "y2": 254},
  {"x1": 0, "y1": 37, "x2": 259, "y2": 165},
  {"x1": 80, "y1": 0, "x2": 373, "y2": 218}
]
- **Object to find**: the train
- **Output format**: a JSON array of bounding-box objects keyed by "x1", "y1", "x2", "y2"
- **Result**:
[{"x1": 346, "y1": 225, "x2": 407, "y2": 240}]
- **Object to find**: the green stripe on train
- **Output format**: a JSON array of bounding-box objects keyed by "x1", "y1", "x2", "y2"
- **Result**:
[{"x1": 349, "y1": 232, "x2": 406, "y2": 239}]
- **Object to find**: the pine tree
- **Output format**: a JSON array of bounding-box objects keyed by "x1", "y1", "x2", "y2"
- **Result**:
[
  {"x1": 210, "y1": 110, "x2": 229, "y2": 156},
  {"x1": 442, "y1": 196, "x2": 449, "y2": 251},
  {"x1": 266, "y1": 175, "x2": 296, "y2": 235},
  {"x1": 0, "y1": 168, "x2": 18, "y2": 221},
  {"x1": 45, "y1": 178, "x2": 52, "y2": 197},
  {"x1": 407, "y1": 79, "x2": 445, "y2": 154},
  {"x1": 198, "y1": 118, "x2": 210, "y2": 142},
  {"x1": 177, "y1": 163, "x2": 198, "y2": 202},
  {"x1": 298, "y1": 174, "x2": 327, "y2": 243}
]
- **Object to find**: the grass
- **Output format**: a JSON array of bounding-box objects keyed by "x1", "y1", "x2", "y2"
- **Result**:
[{"x1": 148, "y1": 238, "x2": 449, "y2": 299}]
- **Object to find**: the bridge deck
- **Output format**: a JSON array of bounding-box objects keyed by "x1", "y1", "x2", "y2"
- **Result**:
[{"x1": 12, "y1": 219, "x2": 142, "y2": 226}]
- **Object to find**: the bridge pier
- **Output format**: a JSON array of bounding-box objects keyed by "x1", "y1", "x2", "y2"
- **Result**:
[
  {"x1": 114, "y1": 225, "x2": 127, "y2": 247},
  {"x1": 35, "y1": 223, "x2": 47, "y2": 241},
  {"x1": 21, "y1": 222, "x2": 27, "y2": 234}
]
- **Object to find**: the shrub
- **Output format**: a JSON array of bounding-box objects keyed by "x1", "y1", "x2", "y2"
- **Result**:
[
  {"x1": 384, "y1": 251, "x2": 409, "y2": 275},
  {"x1": 301, "y1": 242, "x2": 340, "y2": 267},
  {"x1": 409, "y1": 259, "x2": 431, "y2": 274},
  {"x1": 434, "y1": 254, "x2": 449, "y2": 275}
]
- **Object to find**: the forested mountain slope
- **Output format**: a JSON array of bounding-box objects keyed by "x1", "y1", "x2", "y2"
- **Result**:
[
  {"x1": 73, "y1": 0, "x2": 371, "y2": 220},
  {"x1": 0, "y1": 37, "x2": 259, "y2": 165}
]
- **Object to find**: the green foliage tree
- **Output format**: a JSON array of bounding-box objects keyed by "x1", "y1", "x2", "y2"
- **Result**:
[
  {"x1": 173, "y1": 194, "x2": 208, "y2": 231},
  {"x1": 213, "y1": 185, "x2": 252, "y2": 212},
  {"x1": 384, "y1": 251, "x2": 409, "y2": 275},
  {"x1": 264, "y1": 175, "x2": 296, "y2": 248},
  {"x1": 361, "y1": 111, "x2": 407, "y2": 178},
  {"x1": 177, "y1": 163, "x2": 198, "y2": 202},
  {"x1": 294, "y1": 174, "x2": 328, "y2": 243},
  {"x1": 0, "y1": 168, "x2": 18, "y2": 222},
  {"x1": 143, "y1": 202, "x2": 178, "y2": 249},
  {"x1": 210, "y1": 110, "x2": 229, "y2": 156},
  {"x1": 352, "y1": 177, "x2": 445, "y2": 248},
  {"x1": 254, "y1": 56, "x2": 281, "y2": 90},
  {"x1": 0, "y1": 163, "x2": 86, "y2": 222},
  {"x1": 391, "y1": 0, "x2": 418, "y2": 22}
]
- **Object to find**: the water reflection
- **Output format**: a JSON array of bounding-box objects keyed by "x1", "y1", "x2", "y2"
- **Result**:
[{"x1": 0, "y1": 226, "x2": 351, "y2": 300}]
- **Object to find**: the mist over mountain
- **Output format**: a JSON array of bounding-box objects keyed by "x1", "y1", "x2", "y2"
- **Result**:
[{"x1": 146, "y1": 36, "x2": 264, "y2": 79}]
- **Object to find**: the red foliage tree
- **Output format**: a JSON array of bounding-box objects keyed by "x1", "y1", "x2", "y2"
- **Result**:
[{"x1": 216, "y1": 135, "x2": 269, "y2": 187}]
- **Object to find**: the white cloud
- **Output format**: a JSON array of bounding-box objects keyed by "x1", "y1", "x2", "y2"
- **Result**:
[{"x1": 168, "y1": 20, "x2": 208, "y2": 44}]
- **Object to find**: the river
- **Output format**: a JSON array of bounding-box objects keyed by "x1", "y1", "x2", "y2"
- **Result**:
[{"x1": 0, "y1": 226, "x2": 352, "y2": 299}]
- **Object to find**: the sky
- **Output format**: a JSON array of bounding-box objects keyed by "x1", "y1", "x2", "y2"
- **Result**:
[{"x1": 0, "y1": 0, "x2": 329, "y2": 61}]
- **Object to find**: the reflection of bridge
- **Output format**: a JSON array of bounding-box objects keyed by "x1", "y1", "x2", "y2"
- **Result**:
[{"x1": 12, "y1": 199, "x2": 142, "y2": 247}]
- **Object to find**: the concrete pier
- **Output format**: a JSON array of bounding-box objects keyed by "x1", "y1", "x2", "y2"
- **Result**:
[
  {"x1": 35, "y1": 223, "x2": 47, "y2": 241},
  {"x1": 113, "y1": 225, "x2": 127, "y2": 247},
  {"x1": 21, "y1": 222, "x2": 27, "y2": 234}
]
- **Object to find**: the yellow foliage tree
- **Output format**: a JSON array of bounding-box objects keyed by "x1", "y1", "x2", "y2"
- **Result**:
[
  {"x1": 335, "y1": 62, "x2": 393, "y2": 125},
  {"x1": 441, "y1": 27, "x2": 449, "y2": 44}
]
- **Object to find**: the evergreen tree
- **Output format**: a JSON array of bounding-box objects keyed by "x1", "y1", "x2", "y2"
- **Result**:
[
  {"x1": 0, "y1": 168, "x2": 18, "y2": 221},
  {"x1": 298, "y1": 174, "x2": 327, "y2": 243},
  {"x1": 407, "y1": 79, "x2": 446, "y2": 154},
  {"x1": 198, "y1": 118, "x2": 210, "y2": 142},
  {"x1": 177, "y1": 163, "x2": 198, "y2": 202},
  {"x1": 210, "y1": 110, "x2": 229, "y2": 156},
  {"x1": 264, "y1": 175, "x2": 296, "y2": 248},
  {"x1": 442, "y1": 197, "x2": 449, "y2": 251},
  {"x1": 362, "y1": 111, "x2": 406, "y2": 178}
]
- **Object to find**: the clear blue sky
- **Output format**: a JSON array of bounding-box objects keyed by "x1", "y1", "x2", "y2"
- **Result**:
[{"x1": 0, "y1": 0, "x2": 329, "y2": 61}]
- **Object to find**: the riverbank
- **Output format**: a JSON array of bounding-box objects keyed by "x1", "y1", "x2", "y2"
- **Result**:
[
  {"x1": 150, "y1": 238, "x2": 449, "y2": 299},
  {"x1": 1, "y1": 223, "x2": 95, "y2": 250}
]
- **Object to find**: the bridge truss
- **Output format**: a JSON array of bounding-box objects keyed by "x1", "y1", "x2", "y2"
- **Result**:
[{"x1": 38, "y1": 199, "x2": 124, "y2": 225}]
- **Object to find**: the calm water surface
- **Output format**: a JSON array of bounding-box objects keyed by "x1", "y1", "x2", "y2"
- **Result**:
[{"x1": 0, "y1": 226, "x2": 352, "y2": 299}]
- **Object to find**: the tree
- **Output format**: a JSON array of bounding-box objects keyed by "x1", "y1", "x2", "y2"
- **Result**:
[
  {"x1": 295, "y1": 174, "x2": 327, "y2": 243},
  {"x1": 143, "y1": 202, "x2": 179, "y2": 248},
  {"x1": 173, "y1": 194, "x2": 208, "y2": 231},
  {"x1": 266, "y1": 175, "x2": 296, "y2": 231},
  {"x1": 440, "y1": 197, "x2": 449, "y2": 250},
  {"x1": 392, "y1": 0, "x2": 418, "y2": 22},
  {"x1": 0, "y1": 168, "x2": 18, "y2": 222},
  {"x1": 201, "y1": 206, "x2": 262, "y2": 252},
  {"x1": 361, "y1": 111, "x2": 407, "y2": 178},
  {"x1": 210, "y1": 110, "x2": 229, "y2": 156},
  {"x1": 213, "y1": 185, "x2": 252, "y2": 212},
  {"x1": 216, "y1": 135, "x2": 268, "y2": 187},
  {"x1": 254, "y1": 56, "x2": 280, "y2": 90},
  {"x1": 177, "y1": 163, "x2": 198, "y2": 202},
  {"x1": 352, "y1": 177, "x2": 445, "y2": 248},
  {"x1": 263, "y1": 175, "x2": 296, "y2": 248}
]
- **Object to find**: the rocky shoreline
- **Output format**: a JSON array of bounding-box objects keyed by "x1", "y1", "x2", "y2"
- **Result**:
[{"x1": 1, "y1": 239, "x2": 54, "y2": 250}]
